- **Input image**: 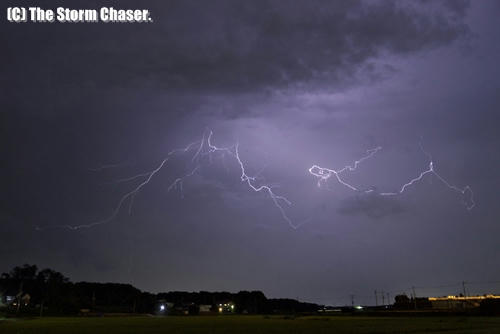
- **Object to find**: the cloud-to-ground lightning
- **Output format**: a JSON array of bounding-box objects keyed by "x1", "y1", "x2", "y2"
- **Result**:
[{"x1": 309, "y1": 145, "x2": 475, "y2": 210}]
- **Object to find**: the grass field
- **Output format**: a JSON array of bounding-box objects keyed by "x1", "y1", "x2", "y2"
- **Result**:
[{"x1": 1, "y1": 315, "x2": 500, "y2": 334}]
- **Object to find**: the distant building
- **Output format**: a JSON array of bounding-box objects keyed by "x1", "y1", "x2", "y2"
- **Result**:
[
  {"x1": 428, "y1": 294, "x2": 500, "y2": 310},
  {"x1": 217, "y1": 302, "x2": 235, "y2": 313},
  {"x1": 156, "y1": 299, "x2": 174, "y2": 315},
  {"x1": 0, "y1": 293, "x2": 16, "y2": 307},
  {"x1": 199, "y1": 304, "x2": 212, "y2": 313}
]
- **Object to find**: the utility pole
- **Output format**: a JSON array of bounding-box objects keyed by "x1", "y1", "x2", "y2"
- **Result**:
[
  {"x1": 350, "y1": 294, "x2": 355, "y2": 307},
  {"x1": 381, "y1": 290, "x2": 385, "y2": 306},
  {"x1": 462, "y1": 281, "x2": 467, "y2": 297},
  {"x1": 412, "y1": 286, "x2": 417, "y2": 310},
  {"x1": 387, "y1": 293, "x2": 390, "y2": 306},
  {"x1": 374, "y1": 290, "x2": 378, "y2": 306}
]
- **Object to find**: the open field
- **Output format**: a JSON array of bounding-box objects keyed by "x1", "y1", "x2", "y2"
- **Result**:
[{"x1": 1, "y1": 315, "x2": 500, "y2": 334}]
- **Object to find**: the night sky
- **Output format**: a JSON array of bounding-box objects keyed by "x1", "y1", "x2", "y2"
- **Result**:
[{"x1": 2, "y1": 0, "x2": 500, "y2": 306}]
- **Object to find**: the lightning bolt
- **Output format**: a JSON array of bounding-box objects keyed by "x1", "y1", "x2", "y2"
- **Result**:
[
  {"x1": 36, "y1": 132, "x2": 474, "y2": 232},
  {"x1": 379, "y1": 159, "x2": 475, "y2": 210},
  {"x1": 36, "y1": 130, "x2": 296, "y2": 230},
  {"x1": 205, "y1": 130, "x2": 295, "y2": 229},
  {"x1": 309, "y1": 145, "x2": 475, "y2": 210},
  {"x1": 308, "y1": 147, "x2": 382, "y2": 191},
  {"x1": 36, "y1": 140, "x2": 201, "y2": 231},
  {"x1": 167, "y1": 165, "x2": 200, "y2": 198}
]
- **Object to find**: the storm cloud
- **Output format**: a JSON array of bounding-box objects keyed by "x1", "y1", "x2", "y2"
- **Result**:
[
  {"x1": 3, "y1": 0, "x2": 471, "y2": 113},
  {"x1": 2, "y1": 0, "x2": 500, "y2": 306}
]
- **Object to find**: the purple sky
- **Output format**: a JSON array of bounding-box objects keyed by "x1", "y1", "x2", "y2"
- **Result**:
[{"x1": 2, "y1": 0, "x2": 500, "y2": 305}]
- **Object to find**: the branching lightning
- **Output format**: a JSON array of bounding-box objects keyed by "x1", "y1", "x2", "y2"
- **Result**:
[
  {"x1": 309, "y1": 145, "x2": 475, "y2": 210},
  {"x1": 378, "y1": 161, "x2": 475, "y2": 210},
  {"x1": 37, "y1": 129, "x2": 295, "y2": 230},
  {"x1": 167, "y1": 165, "x2": 200, "y2": 198},
  {"x1": 309, "y1": 147, "x2": 382, "y2": 191},
  {"x1": 206, "y1": 130, "x2": 294, "y2": 228},
  {"x1": 36, "y1": 140, "x2": 201, "y2": 231},
  {"x1": 36, "y1": 131, "x2": 475, "y2": 232}
]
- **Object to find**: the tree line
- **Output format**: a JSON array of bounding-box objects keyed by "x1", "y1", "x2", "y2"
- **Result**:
[{"x1": 0, "y1": 264, "x2": 320, "y2": 316}]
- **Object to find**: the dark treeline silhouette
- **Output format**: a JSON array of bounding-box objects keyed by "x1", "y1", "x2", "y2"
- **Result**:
[
  {"x1": 0, "y1": 264, "x2": 320, "y2": 316},
  {"x1": 394, "y1": 294, "x2": 431, "y2": 309},
  {"x1": 0, "y1": 264, "x2": 155, "y2": 315},
  {"x1": 157, "y1": 291, "x2": 319, "y2": 314}
]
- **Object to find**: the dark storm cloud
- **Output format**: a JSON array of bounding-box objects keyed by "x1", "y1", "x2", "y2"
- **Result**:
[
  {"x1": 144, "y1": 0, "x2": 471, "y2": 91},
  {"x1": 3, "y1": 0, "x2": 500, "y2": 306},
  {"x1": 2, "y1": 0, "x2": 470, "y2": 112}
]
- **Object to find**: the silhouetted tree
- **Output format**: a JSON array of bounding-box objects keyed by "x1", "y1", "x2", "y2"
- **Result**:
[
  {"x1": 394, "y1": 294, "x2": 411, "y2": 309},
  {"x1": 10, "y1": 264, "x2": 38, "y2": 281}
]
